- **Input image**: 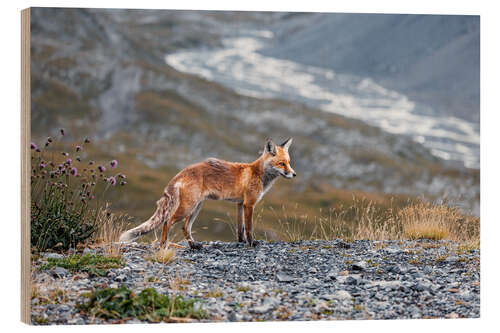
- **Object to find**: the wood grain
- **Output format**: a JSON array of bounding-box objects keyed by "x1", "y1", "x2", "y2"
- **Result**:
[{"x1": 21, "y1": 7, "x2": 31, "y2": 325}]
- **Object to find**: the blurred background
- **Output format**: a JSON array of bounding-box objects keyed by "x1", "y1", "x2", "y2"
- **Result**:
[{"x1": 30, "y1": 8, "x2": 479, "y2": 242}]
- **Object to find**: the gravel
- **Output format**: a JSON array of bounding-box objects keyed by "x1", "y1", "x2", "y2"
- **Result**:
[{"x1": 31, "y1": 239, "x2": 480, "y2": 324}]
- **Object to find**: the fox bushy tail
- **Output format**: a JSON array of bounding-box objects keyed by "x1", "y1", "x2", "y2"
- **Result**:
[{"x1": 119, "y1": 183, "x2": 181, "y2": 243}]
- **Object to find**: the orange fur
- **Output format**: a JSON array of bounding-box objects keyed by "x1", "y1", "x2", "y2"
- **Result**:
[{"x1": 119, "y1": 138, "x2": 296, "y2": 248}]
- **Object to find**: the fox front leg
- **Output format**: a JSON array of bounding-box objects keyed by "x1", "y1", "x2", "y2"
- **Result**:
[
  {"x1": 243, "y1": 203, "x2": 259, "y2": 247},
  {"x1": 237, "y1": 203, "x2": 246, "y2": 243}
]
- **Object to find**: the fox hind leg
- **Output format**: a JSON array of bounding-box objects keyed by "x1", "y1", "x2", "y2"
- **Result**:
[
  {"x1": 160, "y1": 218, "x2": 174, "y2": 248},
  {"x1": 184, "y1": 202, "x2": 203, "y2": 250}
]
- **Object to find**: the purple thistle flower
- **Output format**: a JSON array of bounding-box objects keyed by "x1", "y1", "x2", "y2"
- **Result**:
[
  {"x1": 66, "y1": 158, "x2": 72, "y2": 165},
  {"x1": 30, "y1": 142, "x2": 37, "y2": 150},
  {"x1": 120, "y1": 181, "x2": 127, "y2": 186},
  {"x1": 108, "y1": 176, "x2": 117, "y2": 186},
  {"x1": 60, "y1": 128, "x2": 65, "y2": 136},
  {"x1": 98, "y1": 165, "x2": 106, "y2": 172},
  {"x1": 39, "y1": 162, "x2": 46, "y2": 169},
  {"x1": 62, "y1": 152, "x2": 69, "y2": 157},
  {"x1": 110, "y1": 160, "x2": 118, "y2": 168},
  {"x1": 117, "y1": 173, "x2": 127, "y2": 179},
  {"x1": 70, "y1": 167, "x2": 78, "y2": 176},
  {"x1": 76, "y1": 145, "x2": 82, "y2": 152},
  {"x1": 58, "y1": 164, "x2": 64, "y2": 170}
]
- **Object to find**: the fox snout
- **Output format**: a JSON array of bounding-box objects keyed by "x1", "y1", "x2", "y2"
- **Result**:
[{"x1": 284, "y1": 169, "x2": 297, "y2": 179}]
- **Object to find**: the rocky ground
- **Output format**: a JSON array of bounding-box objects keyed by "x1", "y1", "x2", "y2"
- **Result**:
[{"x1": 31, "y1": 239, "x2": 480, "y2": 324}]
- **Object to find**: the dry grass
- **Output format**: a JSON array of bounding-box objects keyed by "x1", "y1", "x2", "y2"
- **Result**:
[
  {"x1": 152, "y1": 247, "x2": 177, "y2": 265},
  {"x1": 204, "y1": 288, "x2": 224, "y2": 298},
  {"x1": 400, "y1": 203, "x2": 479, "y2": 243},
  {"x1": 93, "y1": 206, "x2": 133, "y2": 256},
  {"x1": 270, "y1": 198, "x2": 479, "y2": 245},
  {"x1": 169, "y1": 274, "x2": 192, "y2": 291},
  {"x1": 401, "y1": 204, "x2": 450, "y2": 240}
]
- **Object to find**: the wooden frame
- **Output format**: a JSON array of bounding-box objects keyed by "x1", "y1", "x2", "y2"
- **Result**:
[{"x1": 21, "y1": 7, "x2": 31, "y2": 324}]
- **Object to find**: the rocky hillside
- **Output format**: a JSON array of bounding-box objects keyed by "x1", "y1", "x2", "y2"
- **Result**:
[{"x1": 30, "y1": 8, "x2": 479, "y2": 227}]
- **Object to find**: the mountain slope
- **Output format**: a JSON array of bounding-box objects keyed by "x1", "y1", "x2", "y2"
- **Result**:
[
  {"x1": 29, "y1": 7, "x2": 479, "y2": 236},
  {"x1": 262, "y1": 13, "x2": 480, "y2": 123}
]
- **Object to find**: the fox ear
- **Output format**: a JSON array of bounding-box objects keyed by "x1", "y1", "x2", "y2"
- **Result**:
[
  {"x1": 265, "y1": 138, "x2": 276, "y2": 156},
  {"x1": 280, "y1": 137, "x2": 293, "y2": 152}
]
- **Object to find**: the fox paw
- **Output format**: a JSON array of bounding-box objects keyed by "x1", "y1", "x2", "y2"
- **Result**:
[
  {"x1": 248, "y1": 240, "x2": 261, "y2": 247},
  {"x1": 189, "y1": 241, "x2": 203, "y2": 250}
]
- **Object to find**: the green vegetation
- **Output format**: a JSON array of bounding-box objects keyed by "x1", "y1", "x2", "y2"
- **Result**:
[
  {"x1": 77, "y1": 286, "x2": 206, "y2": 321},
  {"x1": 41, "y1": 253, "x2": 124, "y2": 277},
  {"x1": 30, "y1": 130, "x2": 128, "y2": 252},
  {"x1": 31, "y1": 198, "x2": 98, "y2": 252},
  {"x1": 32, "y1": 316, "x2": 50, "y2": 325}
]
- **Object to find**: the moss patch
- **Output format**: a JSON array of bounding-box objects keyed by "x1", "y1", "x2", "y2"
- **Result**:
[{"x1": 41, "y1": 253, "x2": 124, "y2": 277}]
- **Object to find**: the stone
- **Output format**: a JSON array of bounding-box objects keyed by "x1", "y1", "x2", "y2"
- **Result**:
[
  {"x1": 345, "y1": 275, "x2": 360, "y2": 285},
  {"x1": 82, "y1": 248, "x2": 94, "y2": 254},
  {"x1": 228, "y1": 312, "x2": 243, "y2": 321},
  {"x1": 115, "y1": 274, "x2": 127, "y2": 282},
  {"x1": 326, "y1": 271, "x2": 337, "y2": 281},
  {"x1": 51, "y1": 266, "x2": 69, "y2": 278},
  {"x1": 45, "y1": 253, "x2": 64, "y2": 260},
  {"x1": 276, "y1": 272, "x2": 295, "y2": 282},
  {"x1": 250, "y1": 303, "x2": 276, "y2": 314},
  {"x1": 333, "y1": 290, "x2": 352, "y2": 301},
  {"x1": 445, "y1": 256, "x2": 459, "y2": 263},
  {"x1": 351, "y1": 261, "x2": 367, "y2": 271}
]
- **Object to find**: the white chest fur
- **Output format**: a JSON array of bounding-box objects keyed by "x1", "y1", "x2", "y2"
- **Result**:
[{"x1": 257, "y1": 177, "x2": 278, "y2": 203}]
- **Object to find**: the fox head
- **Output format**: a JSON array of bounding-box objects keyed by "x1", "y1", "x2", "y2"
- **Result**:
[{"x1": 262, "y1": 138, "x2": 296, "y2": 179}]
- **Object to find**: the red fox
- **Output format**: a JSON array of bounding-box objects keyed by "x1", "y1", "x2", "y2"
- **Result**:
[{"x1": 119, "y1": 138, "x2": 296, "y2": 248}]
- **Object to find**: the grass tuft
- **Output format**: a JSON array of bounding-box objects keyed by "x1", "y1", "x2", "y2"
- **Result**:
[
  {"x1": 150, "y1": 247, "x2": 177, "y2": 265},
  {"x1": 77, "y1": 286, "x2": 206, "y2": 321}
]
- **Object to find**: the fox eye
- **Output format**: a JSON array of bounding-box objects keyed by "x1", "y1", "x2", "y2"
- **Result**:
[{"x1": 279, "y1": 162, "x2": 286, "y2": 167}]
